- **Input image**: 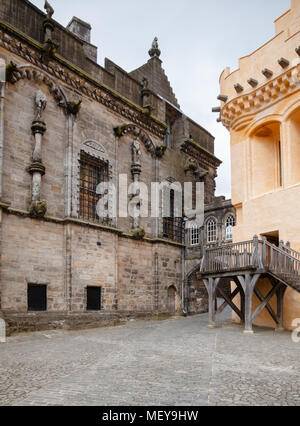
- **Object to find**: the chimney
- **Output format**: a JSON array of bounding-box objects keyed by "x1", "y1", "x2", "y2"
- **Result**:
[
  {"x1": 67, "y1": 16, "x2": 92, "y2": 43},
  {"x1": 67, "y1": 16, "x2": 98, "y2": 63}
]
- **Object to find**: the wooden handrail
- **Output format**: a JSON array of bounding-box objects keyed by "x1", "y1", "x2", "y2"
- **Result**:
[{"x1": 200, "y1": 237, "x2": 300, "y2": 282}]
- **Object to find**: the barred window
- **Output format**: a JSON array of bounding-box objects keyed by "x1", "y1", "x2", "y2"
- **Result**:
[
  {"x1": 207, "y1": 219, "x2": 217, "y2": 243},
  {"x1": 225, "y1": 215, "x2": 235, "y2": 241},
  {"x1": 189, "y1": 222, "x2": 199, "y2": 246},
  {"x1": 79, "y1": 151, "x2": 109, "y2": 222},
  {"x1": 163, "y1": 189, "x2": 183, "y2": 243}
]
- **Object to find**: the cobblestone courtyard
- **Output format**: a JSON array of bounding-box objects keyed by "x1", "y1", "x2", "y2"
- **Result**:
[{"x1": 1, "y1": 311, "x2": 300, "y2": 406}]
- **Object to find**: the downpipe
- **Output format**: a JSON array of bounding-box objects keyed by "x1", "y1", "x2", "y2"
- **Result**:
[{"x1": 181, "y1": 218, "x2": 188, "y2": 317}]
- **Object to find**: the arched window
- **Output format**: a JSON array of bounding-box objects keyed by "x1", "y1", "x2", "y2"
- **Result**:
[
  {"x1": 207, "y1": 219, "x2": 217, "y2": 243},
  {"x1": 189, "y1": 222, "x2": 199, "y2": 246},
  {"x1": 225, "y1": 215, "x2": 235, "y2": 241}
]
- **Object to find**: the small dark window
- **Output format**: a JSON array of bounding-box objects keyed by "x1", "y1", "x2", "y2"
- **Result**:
[
  {"x1": 87, "y1": 287, "x2": 102, "y2": 311},
  {"x1": 28, "y1": 284, "x2": 47, "y2": 312}
]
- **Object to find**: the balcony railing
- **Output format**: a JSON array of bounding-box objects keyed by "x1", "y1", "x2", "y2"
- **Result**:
[{"x1": 200, "y1": 236, "x2": 300, "y2": 287}]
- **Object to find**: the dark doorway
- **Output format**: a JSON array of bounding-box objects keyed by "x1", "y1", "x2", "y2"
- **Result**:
[
  {"x1": 167, "y1": 286, "x2": 176, "y2": 313},
  {"x1": 28, "y1": 284, "x2": 47, "y2": 312},
  {"x1": 87, "y1": 287, "x2": 102, "y2": 311},
  {"x1": 261, "y1": 231, "x2": 279, "y2": 247}
]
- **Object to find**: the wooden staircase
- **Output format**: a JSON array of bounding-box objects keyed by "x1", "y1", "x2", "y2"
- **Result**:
[{"x1": 199, "y1": 236, "x2": 300, "y2": 333}]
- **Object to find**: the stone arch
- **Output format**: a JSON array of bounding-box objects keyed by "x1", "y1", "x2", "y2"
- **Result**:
[
  {"x1": 246, "y1": 116, "x2": 282, "y2": 138},
  {"x1": 114, "y1": 123, "x2": 156, "y2": 156},
  {"x1": 282, "y1": 100, "x2": 300, "y2": 122},
  {"x1": 8, "y1": 63, "x2": 68, "y2": 108}
]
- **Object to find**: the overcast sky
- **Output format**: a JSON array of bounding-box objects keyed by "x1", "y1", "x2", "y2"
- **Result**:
[{"x1": 31, "y1": 0, "x2": 291, "y2": 198}]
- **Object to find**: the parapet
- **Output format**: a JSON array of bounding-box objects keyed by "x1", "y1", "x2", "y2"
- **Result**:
[{"x1": 216, "y1": 0, "x2": 300, "y2": 130}]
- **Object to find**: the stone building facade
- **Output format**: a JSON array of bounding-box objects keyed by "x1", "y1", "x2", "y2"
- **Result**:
[
  {"x1": 0, "y1": 0, "x2": 230, "y2": 334},
  {"x1": 185, "y1": 197, "x2": 236, "y2": 314},
  {"x1": 217, "y1": 0, "x2": 300, "y2": 330}
]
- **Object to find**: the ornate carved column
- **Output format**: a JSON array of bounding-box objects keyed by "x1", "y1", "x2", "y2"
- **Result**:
[
  {"x1": 130, "y1": 139, "x2": 142, "y2": 230},
  {"x1": 28, "y1": 91, "x2": 47, "y2": 218}
]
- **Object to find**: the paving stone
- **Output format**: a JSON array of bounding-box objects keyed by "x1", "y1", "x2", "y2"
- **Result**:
[{"x1": 0, "y1": 310, "x2": 299, "y2": 406}]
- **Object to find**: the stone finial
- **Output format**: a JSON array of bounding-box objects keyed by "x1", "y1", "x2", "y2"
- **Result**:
[
  {"x1": 35, "y1": 91, "x2": 47, "y2": 120},
  {"x1": 149, "y1": 37, "x2": 161, "y2": 58},
  {"x1": 44, "y1": 0, "x2": 54, "y2": 19}
]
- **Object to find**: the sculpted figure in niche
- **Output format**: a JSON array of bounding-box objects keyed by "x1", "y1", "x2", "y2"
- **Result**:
[
  {"x1": 132, "y1": 139, "x2": 141, "y2": 164},
  {"x1": 35, "y1": 91, "x2": 47, "y2": 121}
]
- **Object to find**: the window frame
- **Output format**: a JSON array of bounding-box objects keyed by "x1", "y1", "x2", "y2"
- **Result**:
[
  {"x1": 225, "y1": 215, "x2": 235, "y2": 241},
  {"x1": 79, "y1": 150, "x2": 109, "y2": 223},
  {"x1": 189, "y1": 222, "x2": 200, "y2": 246},
  {"x1": 207, "y1": 218, "x2": 217, "y2": 244}
]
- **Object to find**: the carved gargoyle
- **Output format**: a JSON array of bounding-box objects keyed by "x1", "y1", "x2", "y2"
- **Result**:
[
  {"x1": 5, "y1": 61, "x2": 18, "y2": 83},
  {"x1": 29, "y1": 200, "x2": 47, "y2": 219},
  {"x1": 130, "y1": 228, "x2": 146, "y2": 240},
  {"x1": 66, "y1": 100, "x2": 82, "y2": 116}
]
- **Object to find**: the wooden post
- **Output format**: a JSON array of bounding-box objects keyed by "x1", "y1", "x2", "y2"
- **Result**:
[
  {"x1": 275, "y1": 285, "x2": 286, "y2": 332},
  {"x1": 204, "y1": 278, "x2": 219, "y2": 329},
  {"x1": 243, "y1": 274, "x2": 260, "y2": 334}
]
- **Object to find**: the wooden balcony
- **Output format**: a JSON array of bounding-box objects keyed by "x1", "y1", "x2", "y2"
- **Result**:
[{"x1": 198, "y1": 236, "x2": 300, "y2": 333}]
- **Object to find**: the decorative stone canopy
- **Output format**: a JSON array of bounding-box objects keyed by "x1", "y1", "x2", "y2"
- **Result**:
[{"x1": 114, "y1": 124, "x2": 161, "y2": 157}]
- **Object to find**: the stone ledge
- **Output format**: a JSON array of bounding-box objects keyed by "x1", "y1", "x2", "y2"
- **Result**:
[{"x1": 2, "y1": 311, "x2": 178, "y2": 336}]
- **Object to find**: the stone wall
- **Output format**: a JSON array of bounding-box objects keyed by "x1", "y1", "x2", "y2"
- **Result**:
[{"x1": 0, "y1": 0, "x2": 222, "y2": 335}]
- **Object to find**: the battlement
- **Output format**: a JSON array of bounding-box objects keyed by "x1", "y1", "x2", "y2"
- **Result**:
[{"x1": 219, "y1": 0, "x2": 300, "y2": 108}]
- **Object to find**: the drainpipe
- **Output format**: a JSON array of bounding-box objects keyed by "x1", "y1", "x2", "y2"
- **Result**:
[
  {"x1": 182, "y1": 218, "x2": 188, "y2": 316},
  {"x1": 0, "y1": 60, "x2": 5, "y2": 317}
]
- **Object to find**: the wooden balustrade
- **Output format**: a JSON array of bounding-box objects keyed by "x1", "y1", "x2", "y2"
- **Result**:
[{"x1": 200, "y1": 237, "x2": 300, "y2": 285}]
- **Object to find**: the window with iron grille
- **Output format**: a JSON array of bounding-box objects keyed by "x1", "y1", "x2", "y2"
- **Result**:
[
  {"x1": 87, "y1": 287, "x2": 102, "y2": 311},
  {"x1": 189, "y1": 222, "x2": 200, "y2": 246},
  {"x1": 28, "y1": 284, "x2": 47, "y2": 312},
  {"x1": 79, "y1": 151, "x2": 109, "y2": 222},
  {"x1": 207, "y1": 218, "x2": 217, "y2": 243},
  {"x1": 162, "y1": 189, "x2": 183, "y2": 243}
]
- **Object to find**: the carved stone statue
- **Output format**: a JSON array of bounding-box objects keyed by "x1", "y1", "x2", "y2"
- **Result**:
[
  {"x1": 152, "y1": 37, "x2": 159, "y2": 50},
  {"x1": 44, "y1": 0, "x2": 54, "y2": 19},
  {"x1": 35, "y1": 90, "x2": 47, "y2": 120},
  {"x1": 141, "y1": 77, "x2": 148, "y2": 90},
  {"x1": 149, "y1": 37, "x2": 161, "y2": 58},
  {"x1": 132, "y1": 139, "x2": 141, "y2": 164}
]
